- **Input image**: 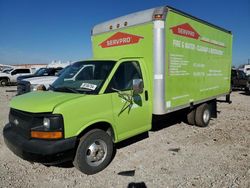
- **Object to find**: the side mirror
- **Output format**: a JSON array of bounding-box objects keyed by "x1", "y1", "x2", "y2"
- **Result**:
[{"x1": 132, "y1": 79, "x2": 143, "y2": 95}]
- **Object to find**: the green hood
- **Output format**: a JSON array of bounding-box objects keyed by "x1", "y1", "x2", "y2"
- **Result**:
[{"x1": 10, "y1": 91, "x2": 83, "y2": 113}]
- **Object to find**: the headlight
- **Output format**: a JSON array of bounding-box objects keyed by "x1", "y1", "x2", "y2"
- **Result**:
[
  {"x1": 30, "y1": 84, "x2": 39, "y2": 91},
  {"x1": 31, "y1": 115, "x2": 64, "y2": 139},
  {"x1": 30, "y1": 84, "x2": 46, "y2": 91},
  {"x1": 43, "y1": 117, "x2": 50, "y2": 129}
]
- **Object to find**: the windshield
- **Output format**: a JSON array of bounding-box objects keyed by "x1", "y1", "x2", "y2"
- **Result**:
[
  {"x1": 34, "y1": 68, "x2": 47, "y2": 76},
  {"x1": 3, "y1": 68, "x2": 13, "y2": 73},
  {"x1": 35, "y1": 68, "x2": 60, "y2": 76},
  {"x1": 56, "y1": 66, "x2": 68, "y2": 76},
  {"x1": 51, "y1": 61, "x2": 116, "y2": 94}
]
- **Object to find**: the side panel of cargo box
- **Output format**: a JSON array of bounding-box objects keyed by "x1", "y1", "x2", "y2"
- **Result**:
[{"x1": 164, "y1": 10, "x2": 232, "y2": 112}]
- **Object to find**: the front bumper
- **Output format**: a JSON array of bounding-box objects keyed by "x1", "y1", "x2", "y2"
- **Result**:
[
  {"x1": 17, "y1": 80, "x2": 31, "y2": 95},
  {"x1": 3, "y1": 123, "x2": 77, "y2": 165}
]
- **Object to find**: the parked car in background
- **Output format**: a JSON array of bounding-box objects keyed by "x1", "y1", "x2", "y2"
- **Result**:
[
  {"x1": 238, "y1": 64, "x2": 250, "y2": 76},
  {"x1": 231, "y1": 69, "x2": 250, "y2": 93},
  {"x1": 17, "y1": 67, "x2": 63, "y2": 81},
  {"x1": 0, "y1": 68, "x2": 32, "y2": 86},
  {"x1": 17, "y1": 66, "x2": 69, "y2": 95}
]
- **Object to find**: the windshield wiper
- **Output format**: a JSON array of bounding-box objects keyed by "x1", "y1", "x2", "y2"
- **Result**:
[{"x1": 78, "y1": 88, "x2": 93, "y2": 91}]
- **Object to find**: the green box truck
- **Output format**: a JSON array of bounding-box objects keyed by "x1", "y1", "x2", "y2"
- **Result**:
[{"x1": 3, "y1": 6, "x2": 232, "y2": 174}]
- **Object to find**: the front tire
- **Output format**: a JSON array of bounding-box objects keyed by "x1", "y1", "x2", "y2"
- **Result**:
[
  {"x1": 195, "y1": 103, "x2": 211, "y2": 127},
  {"x1": 73, "y1": 129, "x2": 114, "y2": 175}
]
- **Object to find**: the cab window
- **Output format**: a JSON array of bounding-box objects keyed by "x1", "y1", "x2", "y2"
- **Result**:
[
  {"x1": 106, "y1": 61, "x2": 142, "y2": 93},
  {"x1": 12, "y1": 69, "x2": 30, "y2": 75}
]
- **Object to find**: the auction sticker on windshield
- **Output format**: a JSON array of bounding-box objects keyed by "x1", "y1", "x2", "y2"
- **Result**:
[{"x1": 80, "y1": 83, "x2": 97, "y2": 90}]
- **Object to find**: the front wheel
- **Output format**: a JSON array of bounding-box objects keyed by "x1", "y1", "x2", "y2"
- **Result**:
[
  {"x1": 0, "y1": 79, "x2": 8, "y2": 87},
  {"x1": 73, "y1": 129, "x2": 114, "y2": 175}
]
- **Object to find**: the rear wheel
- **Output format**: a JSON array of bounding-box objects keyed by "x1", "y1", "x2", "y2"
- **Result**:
[
  {"x1": 195, "y1": 103, "x2": 211, "y2": 127},
  {"x1": 245, "y1": 83, "x2": 250, "y2": 94},
  {"x1": 73, "y1": 129, "x2": 114, "y2": 175},
  {"x1": 186, "y1": 109, "x2": 196, "y2": 125},
  {"x1": 0, "y1": 79, "x2": 8, "y2": 87}
]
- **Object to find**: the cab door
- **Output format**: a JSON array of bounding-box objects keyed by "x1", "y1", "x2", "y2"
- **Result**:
[
  {"x1": 105, "y1": 59, "x2": 151, "y2": 141},
  {"x1": 10, "y1": 69, "x2": 19, "y2": 82}
]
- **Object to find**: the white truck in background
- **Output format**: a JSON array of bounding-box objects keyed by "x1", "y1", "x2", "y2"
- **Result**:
[
  {"x1": 16, "y1": 62, "x2": 71, "y2": 95},
  {"x1": 0, "y1": 68, "x2": 33, "y2": 86},
  {"x1": 17, "y1": 66, "x2": 69, "y2": 95},
  {"x1": 18, "y1": 76, "x2": 59, "y2": 94},
  {"x1": 17, "y1": 64, "x2": 95, "y2": 95}
]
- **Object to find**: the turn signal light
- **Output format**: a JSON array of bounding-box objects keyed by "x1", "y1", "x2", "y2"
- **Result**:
[{"x1": 31, "y1": 131, "x2": 63, "y2": 139}]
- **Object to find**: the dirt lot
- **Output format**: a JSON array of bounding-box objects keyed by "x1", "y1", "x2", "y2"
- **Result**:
[{"x1": 0, "y1": 86, "x2": 249, "y2": 188}]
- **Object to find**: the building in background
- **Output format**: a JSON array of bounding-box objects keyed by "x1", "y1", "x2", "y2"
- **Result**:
[{"x1": 0, "y1": 60, "x2": 73, "y2": 72}]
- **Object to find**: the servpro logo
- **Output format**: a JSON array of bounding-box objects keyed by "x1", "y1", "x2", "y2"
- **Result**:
[
  {"x1": 170, "y1": 23, "x2": 200, "y2": 39},
  {"x1": 99, "y1": 32, "x2": 144, "y2": 48},
  {"x1": 170, "y1": 23, "x2": 226, "y2": 48}
]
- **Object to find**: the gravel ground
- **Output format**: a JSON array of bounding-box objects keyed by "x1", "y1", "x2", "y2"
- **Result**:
[{"x1": 0, "y1": 87, "x2": 249, "y2": 188}]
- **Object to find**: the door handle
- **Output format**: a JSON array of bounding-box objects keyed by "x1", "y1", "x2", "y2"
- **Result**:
[{"x1": 145, "y1": 90, "x2": 148, "y2": 101}]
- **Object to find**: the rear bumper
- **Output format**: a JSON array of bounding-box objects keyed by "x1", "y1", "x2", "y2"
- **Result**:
[{"x1": 3, "y1": 123, "x2": 77, "y2": 165}]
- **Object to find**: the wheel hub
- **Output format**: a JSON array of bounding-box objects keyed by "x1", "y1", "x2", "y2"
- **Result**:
[
  {"x1": 203, "y1": 109, "x2": 210, "y2": 123},
  {"x1": 1, "y1": 80, "x2": 6, "y2": 86},
  {"x1": 86, "y1": 139, "x2": 107, "y2": 166}
]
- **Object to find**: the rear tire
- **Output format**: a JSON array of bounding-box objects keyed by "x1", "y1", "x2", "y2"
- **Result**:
[
  {"x1": 0, "y1": 79, "x2": 8, "y2": 87},
  {"x1": 186, "y1": 109, "x2": 196, "y2": 125},
  {"x1": 195, "y1": 103, "x2": 211, "y2": 127},
  {"x1": 73, "y1": 129, "x2": 114, "y2": 175},
  {"x1": 245, "y1": 83, "x2": 250, "y2": 94}
]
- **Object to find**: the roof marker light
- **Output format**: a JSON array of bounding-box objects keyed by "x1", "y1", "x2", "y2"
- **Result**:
[{"x1": 154, "y1": 14, "x2": 163, "y2": 20}]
